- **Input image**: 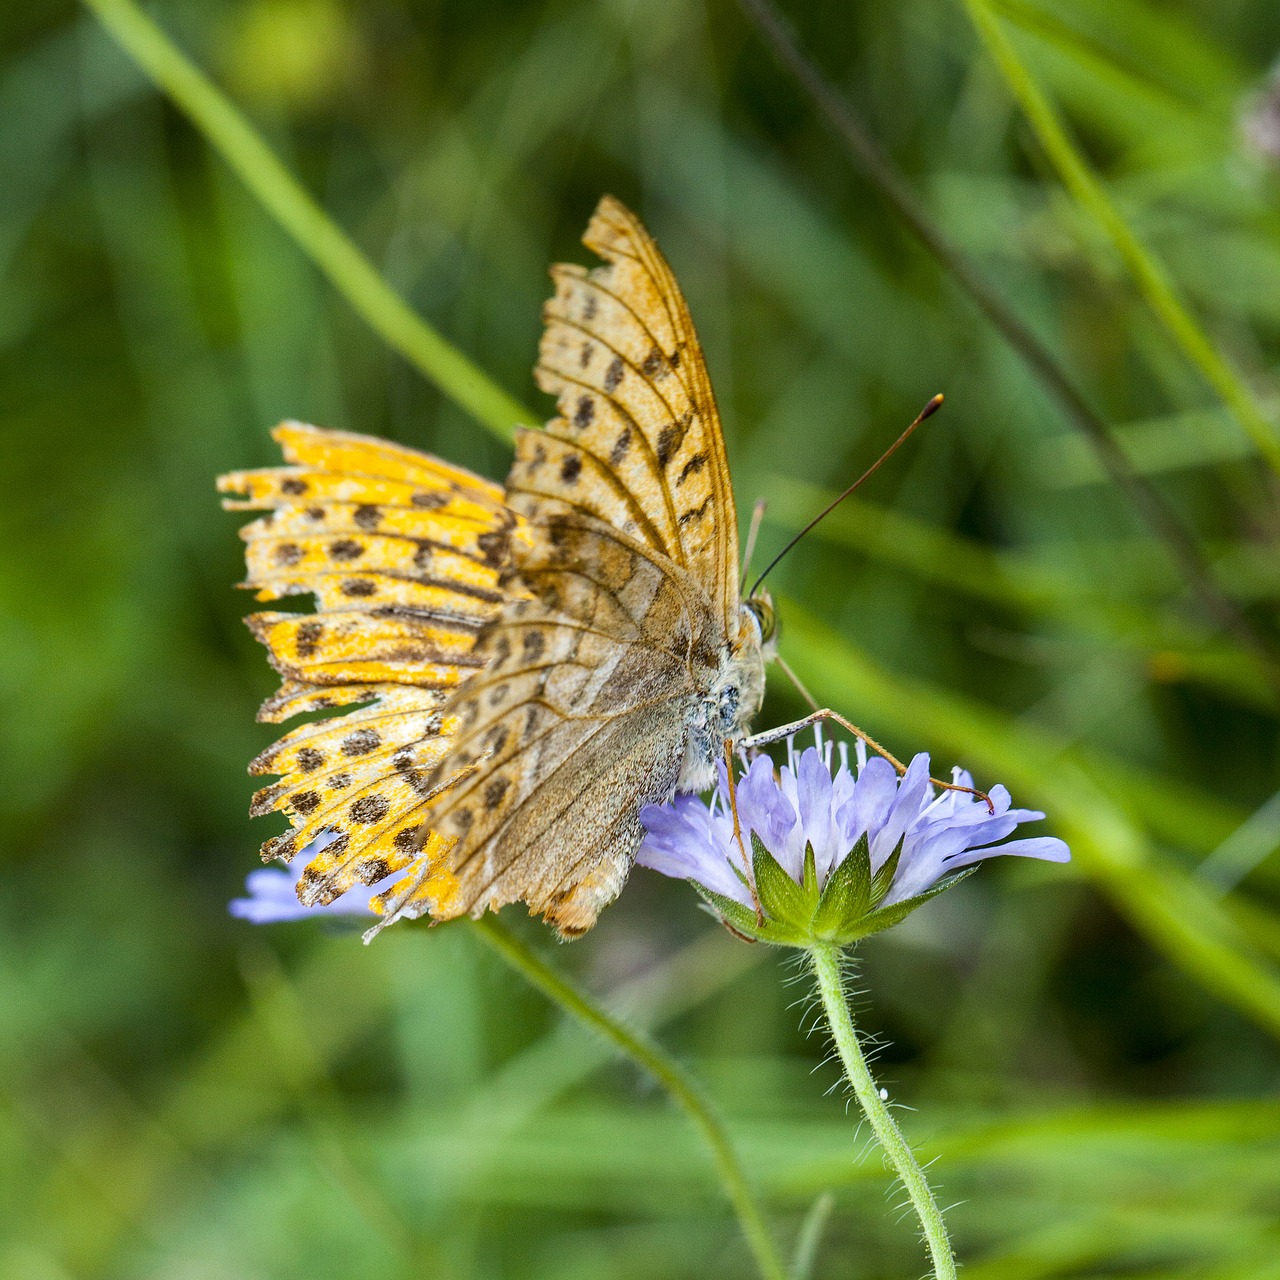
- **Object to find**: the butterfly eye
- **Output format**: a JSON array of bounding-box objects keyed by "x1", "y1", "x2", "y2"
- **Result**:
[{"x1": 746, "y1": 595, "x2": 777, "y2": 644}]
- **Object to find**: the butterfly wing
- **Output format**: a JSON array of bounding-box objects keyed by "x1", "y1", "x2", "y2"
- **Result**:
[
  {"x1": 531, "y1": 195, "x2": 741, "y2": 631},
  {"x1": 378, "y1": 513, "x2": 726, "y2": 937},
  {"x1": 389, "y1": 196, "x2": 753, "y2": 937},
  {"x1": 219, "y1": 422, "x2": 527, "y2": 917}
]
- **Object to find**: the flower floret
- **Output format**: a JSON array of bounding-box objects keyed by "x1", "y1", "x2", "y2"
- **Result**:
[{"x1": 637, "y1": 742, "x2": 1069, "y2": 945}]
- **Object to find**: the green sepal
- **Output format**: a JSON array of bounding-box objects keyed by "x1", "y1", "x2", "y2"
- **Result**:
[
  {"x1": 811, "y1": 832, "x2": 872, "y2": 939},
  {"x1": 689, "y1": 879, "x2": 810, "y2": 946},
  {"x1": 691, "y1": 843, "x2": 977, "y2": 948},
  {"x1": 690, "y1": 882, "x2": 759, "y2": 937},
  {"x1": 802, "y1": 842, "x2": 819, "y2": 897},
  {"x1": 851, "y1": 867, "x2": 978, "y2": 941},
  {"x1": 869, "y1": 839, "x2": 903, "y2": 907},
  {"x1": 751, "y1": 833, "x2": 816, "y2": 931}
]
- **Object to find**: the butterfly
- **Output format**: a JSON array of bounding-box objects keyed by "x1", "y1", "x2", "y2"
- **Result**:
[{"x1": 221, "y1": 196, "x2": 777, "y2": 938}]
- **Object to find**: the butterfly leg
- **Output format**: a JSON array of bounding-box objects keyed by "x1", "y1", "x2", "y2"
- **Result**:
[
  {"x1": 741, "y1": 709, "x2": 994, "y2": 813},
  {"x1": 742, "y1": 710, "x2": 904, "y2": 769}
]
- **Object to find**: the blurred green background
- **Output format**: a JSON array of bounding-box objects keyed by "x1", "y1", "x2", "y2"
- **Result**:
[{"x1": 4, "y1": 0, "x2": 1280, "y2": 1276}]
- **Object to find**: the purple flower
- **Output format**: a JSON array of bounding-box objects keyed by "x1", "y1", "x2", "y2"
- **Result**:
[
  {"x1": 229, "y1": 829, "x2": 394, "y2": 923},
  {"x1": 637, "y1": 740, "x2": 1069, "y2": 945}
]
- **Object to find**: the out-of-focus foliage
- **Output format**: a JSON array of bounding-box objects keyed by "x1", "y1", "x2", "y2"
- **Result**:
[{"x1": 3, "y1": 0, "x2": 1280, "y2": 1276}]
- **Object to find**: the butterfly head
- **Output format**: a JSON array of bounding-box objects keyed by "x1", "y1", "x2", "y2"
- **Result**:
[{"x1": 744, "y1": 589, "x2": 779, "y2": 658}]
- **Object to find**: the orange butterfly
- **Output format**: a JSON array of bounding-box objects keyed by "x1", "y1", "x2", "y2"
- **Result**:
[{"x1": 222, "y1": 197, "x2": 776, "y2": 937}]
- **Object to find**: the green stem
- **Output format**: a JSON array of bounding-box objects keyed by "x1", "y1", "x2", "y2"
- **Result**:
[
  {"x1": 82, "y1": 0, "x2": 531, "y2": 445},
  {"x1": 471, "y1": 915, "x2": 788, "y2": 1280},
  {"x1": 808, "y1": 942, "x2": 956, "y2": 1280},
  {"x1": 962, "y1": 0, "x2": 1280, "y2": 479}
]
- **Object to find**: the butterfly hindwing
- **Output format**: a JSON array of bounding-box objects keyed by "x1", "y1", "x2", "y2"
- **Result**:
[
  {"x1": 220, "y1": 422, "x2": 528, "y2": 911},
  {"x1": 386, "y1": 515, "x2": 720, "y2": 936}
]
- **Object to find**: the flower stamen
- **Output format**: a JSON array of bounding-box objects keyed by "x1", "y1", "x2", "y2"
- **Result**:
[
  {"x1": 724, "y1": 738, "x2": 766, "y2": 922},
  {"x1": 744, "y1": 707, "x2": 995, "y2": 814}
]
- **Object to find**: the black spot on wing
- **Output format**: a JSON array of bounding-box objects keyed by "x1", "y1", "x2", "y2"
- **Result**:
[
  {"x1": 476, "y1": 528, "x2": 511, "y2": 568},
  {"x1": 350, "y1": 794, "x2": 390, "y2": 824},
  {"x1": 678, "y1": 495, "x2": 712, "y2": 527},
  {"x1": 609, "y1": 428, "x2": 632, "y2": 467},
  {"x1": 677, "y1": 453, "x2": 706, "y2": 485},
  {"x1": 341, "y1": 728, "x2": 381, "y2": 756},
  {"x1": 296, "y1": 621, "x2": 324, "y2": 658},
  {"x1": 656, "y1": 411, "x2": 692, "y2": 468},
  {"x1": 484, "y1": 777, "x2": 510, "y2": 810},
  {"x1": 394, "y1": 825, "x2": 422, "y2": 851}
]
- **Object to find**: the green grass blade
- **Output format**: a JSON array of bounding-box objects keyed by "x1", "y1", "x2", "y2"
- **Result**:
[
  {"x1": 81, "y1": 0, "x2": 531, "y2": 444},
  {"x1": 962, "y1": 0, "x2": 1280, "y2": 476},
  {"x1": 764, "y1": 478, "x2": 1275, "y2": 712},
  {"x1": 471, "y1": 916, "x2": 788, "y2": 1280}
]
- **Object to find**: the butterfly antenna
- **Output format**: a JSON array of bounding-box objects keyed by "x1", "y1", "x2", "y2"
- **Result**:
[
  {"x1": 740, "y1": 498, "x2": 769, "y2": 595},
  {"x1": 747, "y1": 393, "x2": 944, "y2": 600}
]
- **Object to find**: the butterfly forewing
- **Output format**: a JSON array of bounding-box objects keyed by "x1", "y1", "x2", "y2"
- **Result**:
[{"x1": 531, "y1": 196, "x2": 740, "y2": 633}]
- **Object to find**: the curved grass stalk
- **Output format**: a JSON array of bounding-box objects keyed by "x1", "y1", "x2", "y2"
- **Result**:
[
  {"x1": 81, "y1": 0, "x2": 530, "y2": 445},
  {"x1": 962, "y1": 0, "x2": 1280, "y2": 478},
  {"x1": 471, "y1": 915, "x2": 788, "y2": 1280}
]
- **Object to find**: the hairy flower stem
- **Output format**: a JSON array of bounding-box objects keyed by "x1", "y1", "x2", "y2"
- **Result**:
[
  {"x1": 471, "y1": 916, "x2": 788, "y2": 1280},
  {"x1": 808, "y1": 942, "x2": 956, "y2": 1280}
]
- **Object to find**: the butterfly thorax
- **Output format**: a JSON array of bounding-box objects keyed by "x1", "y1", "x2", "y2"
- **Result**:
[{"x1": 676, "y1": 606, "x2": 767, "y2": 793}]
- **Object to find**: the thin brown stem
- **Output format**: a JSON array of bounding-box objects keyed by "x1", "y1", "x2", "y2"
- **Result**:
[
  {"x1": 724, "y1": 739, "x2": 765, "y2": 921},
  {"x1": 741, "y1": 498, "x2": 769, "y2": 594},
  {"x1": 775, "y1": 652, "x2": 821, "y2": 712}
]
